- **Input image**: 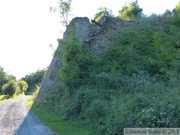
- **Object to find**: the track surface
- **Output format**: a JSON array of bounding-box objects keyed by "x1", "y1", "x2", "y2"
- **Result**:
[{"x1": 0, "y1": 96, "x2": 56, "y2": 135}]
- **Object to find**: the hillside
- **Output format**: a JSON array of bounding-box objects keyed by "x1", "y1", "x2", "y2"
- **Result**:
[{"x1": 34, "y1": 14, "x2": 180, "y2": 135}]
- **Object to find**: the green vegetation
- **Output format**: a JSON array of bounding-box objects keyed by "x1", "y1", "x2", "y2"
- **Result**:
[
  {"x1": 0, "y1": 66, "x2": 28, "y2": 98},
  {"x1": 51, "y1": 0, "x2": 72, "y2": 26},
  {"x1": 0, "y1": 66, "x2": 16, "y2": 94},
  {"x1": 31, "y1": 107, "x2": 96, "y2": 135},
  {"x1": 3, "y1": 81, "x2": 20, "y2": 97},
  {"x1": 118, "y1": 0, "x2": 143, "y2": 20},
  {"x1": 29, "y1": 88, "x2": 96, "y2": 135},
  {"x1": 59, "y1": 0, "x2": 72, "y2": 26},
  {"x1": 34, "y1": 1, "x2": 180, "y2": 135},
  {"x1": 18, "y1": 80, "x2": 28, "y2": 94},
  {"x1": 0, "y1": 95, "x2": 9, "y2": 103},
  {"x1": 22, "y1": 69, "x2": 46, "y2": 94},
  {"x1": 94, "y1": 7, "x2": 114, "y2": 21},
  {"x1": 171, "y1": 1, "x2": 180, "y2": 28},
  {"x1": 58, "y1": 23, "x2": 95, "y2": 97},
  {"x1": 2, "y1": 80, "x2": 28, "y2": 97}
]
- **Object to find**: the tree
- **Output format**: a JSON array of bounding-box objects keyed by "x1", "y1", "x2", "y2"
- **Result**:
[
  {"x1": 3, "y1": 81, "x2": 20, "y2": 97},
  {"x1": 173, "y1": 1, "x2": 180, "y2": 15},
  {"x1": 59, "y1": 23, "x2": 82, "y2": 93},
  {"x1": 59, "y1": 0, "x2": 72, "y2": 26},
  {"x1": 58, "y1": 22, "x2": 96, "y2": 97},
  {"x1": 18, "y1": 80, "x2": 28, "y2": 94},
  {"x1": 22, "y1": 69, "x2": 46, "y2": 94},
  {"x1": 171, "y1": 1, "x2": 180, "y2": 28},
  {"x1": 118, "y1": 0, "x2": 143, "y2": 20},
  {"x1": 163, "y1": 9, "x2": 173, "y2": 17},
  {"x1": 0, "y1": 66, "x2": 16, "y2": 94},
  {"x1": 94, "y1": 7, "x2": 113, "y2": 21},
  {"x1": 52, "y1": 0, "x2": 72, "y2": 27},
  {"x1": 0, "y1": 66, "x2": 8, "y2": 93}
]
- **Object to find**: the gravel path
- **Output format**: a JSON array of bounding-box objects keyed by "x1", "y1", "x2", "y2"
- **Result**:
[{"x1": 0, "y1": 96, "x2": 56, "y2": 135}]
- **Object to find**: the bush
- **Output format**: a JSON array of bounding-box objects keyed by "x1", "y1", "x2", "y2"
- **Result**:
[
  {"x1": 58, "y1": 22, "x2": 96, "y2": 95},
  {"x1": 102, "y1": 93, "x2": 180, "y2": 135},
  {"x1": 3, "y1": 81, "x2": 20, "y2": 97},
  {"x1": 61, "y1": 87, "x2": 98, "y2": 119},
  {"x1": 85, "y1": 99, "x2": 109, "y2": 128},
  {"x1": 18, "y1": 80, "x2": 28, "y2": 94},
  {"x1": 0, "y1": 66, "x2": 17, "y2": 94}
]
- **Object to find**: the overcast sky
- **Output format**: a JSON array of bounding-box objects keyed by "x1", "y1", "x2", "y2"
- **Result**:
[{"x1": 0, "y1": 0, "x2": 179, "y2": 79}]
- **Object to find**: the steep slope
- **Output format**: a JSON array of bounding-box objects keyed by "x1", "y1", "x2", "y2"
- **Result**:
[
  {"x1": 35, "y1": 15, "x2": 180, "y2": 135},
  {"x1": 37, "y1": 16, "x2": 133, "y2": 101}
]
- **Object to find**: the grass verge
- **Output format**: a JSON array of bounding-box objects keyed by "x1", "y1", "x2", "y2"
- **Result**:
[
  {"x1": 0, "y1": 94, "x2": 25, "y2": 104},
  {"x1": 28, "y1": 92, "x2": 95, "y2": 135}
]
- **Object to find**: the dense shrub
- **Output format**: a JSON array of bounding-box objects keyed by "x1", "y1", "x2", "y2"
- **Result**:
[
  {"x1": 0, "y1": 66, "x2": 16, "y2": 94},
  {"x1": 85, "y1": 99, "x2": 109, "y2": 128},
  {"x1": 102, "y1": 17, "x2": 180, "y2": 82},
  {"x1": 18, "y1": 80, "x2": 28, "y2": 94},
  {"x1": 58, "y1": 22, "x2": 96, "y2": 96},
  {"x1": 102, "y1": 93, "x2": 180, "y2": 135},
  {"x1": 3, "y1": 81, "x2": 20, "y2": 97},
  {"x1": 38, "y1": 12, "x2": 180, "y2": 135}
]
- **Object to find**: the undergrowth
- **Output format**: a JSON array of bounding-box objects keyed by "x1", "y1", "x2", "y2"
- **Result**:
[
  {"x1": 35, "y1": 14, "x2": 180, "y2": 135},
  {"x1": 29, "y1": 87, "x2": 96, "y2": 135}
]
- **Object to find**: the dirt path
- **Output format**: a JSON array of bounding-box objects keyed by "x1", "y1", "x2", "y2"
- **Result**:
[{"x1": 0, "y1": 96, "x2": 56, "y2": 135}]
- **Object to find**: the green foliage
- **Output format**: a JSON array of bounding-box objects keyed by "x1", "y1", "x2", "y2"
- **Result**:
[
  {"x1": 163, "y1": 9, "x2": 173, "y2": 17},
  {"x1": 18, "y1": 80, "x2": 28, "y2": 94},
  {"x1": 0, "y1": 66, "x2": 8, "y2": 93},
  {"x1": 3, "y1": 81, "x2": 20, "y2": 97},
  {"x1": 0, "y1": 66, "x2": 27, "y2": 98},
  {"x1": 94, "y1": 7, "x2": 113, "y2": 21},
  {"x1": 30, "y1": 106, "x2": 96, "y2": 135},
  {"x1": 118, "y1": 0, "x2": 143, "y2": 20},
  {"x1": 51, "y1": 0, "x2": 72, "y2": 26},
  {"x1": 138, "y1": 96, "x2": 180, "y2": 127},
  {"x1": 102, "y1": 92, "x2": 180, "y2": 134},
  {"x1": 104, "y1": 17, "x2": 180, "y2": 81},
  {"x1": 85, "y1": 99, "x2": 109, "y2": 128},
  {"x1": 58, "y1": 23, "x2": 82, "y2": 93},
  {"x1": 170, "y1": 1, "x2": 180, "y2": 28},
  {"x1": 0, "y1": 66, "x2": 16, "y2": 94},
  {"x1": 22, "y1": 69, "x2": 46, "y2": 94},
  {"x1": 58, "y1": 0, "x2": 72, "y2": 26},
  {"x1": 173, "y1": 1, "x2": 180, "y2": 15},
  {"x1": 57, "y1": 16, "x2": 180, "y2": 134},
  {"x1": 59, "y1": 23, "x2": 95, "y2": 96},
  {"x1": 36, "y1": 12, "x2": 180, "y2": 135},
  {"x1": 0, "y1": 95, "x2": 9, "y2": 102}
]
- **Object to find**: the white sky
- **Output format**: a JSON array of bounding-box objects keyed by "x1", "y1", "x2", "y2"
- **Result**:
[{"x1": 0, "y1": 0, "x2": 179, "y2": 79}]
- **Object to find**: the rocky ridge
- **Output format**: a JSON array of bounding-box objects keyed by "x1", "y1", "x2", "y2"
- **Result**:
[{"x1": 38, "y1": 16, "x2": 134, "y2": 99}]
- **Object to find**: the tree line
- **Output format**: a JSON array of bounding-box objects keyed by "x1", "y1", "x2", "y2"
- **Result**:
[
  {"x1": 54, "y1": 0, "x2": 180, "y2": 26},
  {"x1": 0, "y1": 66, "x2": 46, "y2": 98},
  {"x1": 0, "y1": 66, "x2": 28, "y2": 97}
]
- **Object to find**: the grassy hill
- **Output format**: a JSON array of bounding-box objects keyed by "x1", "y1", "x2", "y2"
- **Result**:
[{"x1": 33, "y1": 14, "x2": 180, "y2": 135}]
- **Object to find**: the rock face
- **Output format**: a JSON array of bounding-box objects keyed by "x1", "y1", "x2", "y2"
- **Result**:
[{"x1": 38, "y1": 16, "x2": 133, "y2": 99}]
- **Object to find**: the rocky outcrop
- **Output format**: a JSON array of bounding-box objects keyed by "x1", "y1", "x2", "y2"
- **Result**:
[{"x1": 38, "y1": 16, "x2": 134, "y2": 99}]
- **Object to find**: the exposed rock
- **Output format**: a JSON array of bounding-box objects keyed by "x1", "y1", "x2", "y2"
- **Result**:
[{"x1": 38, "y1": 16, "x2": 134, "y2": 99}]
